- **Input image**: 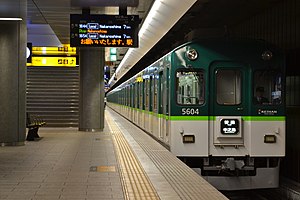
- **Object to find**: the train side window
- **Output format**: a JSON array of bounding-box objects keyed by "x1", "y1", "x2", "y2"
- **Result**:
[
  {"x1": 176, "y1": 70, "x2": 205, "y2": 105},
  {"x1": 253, "y1": 70, "x2": 282, "y2": 105},
  {"x1": 216, "y1": 69, "x2": 241, "y2": 105}
]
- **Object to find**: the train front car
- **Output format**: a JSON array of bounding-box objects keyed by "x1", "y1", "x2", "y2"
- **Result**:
[{"x1": 170, "y1": 39, "x2": 285, "y2": 190}]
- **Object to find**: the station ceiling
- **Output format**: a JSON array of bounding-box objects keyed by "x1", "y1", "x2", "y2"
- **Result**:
[
  {"x1": 27, "y1": 0, "x2": 155, "y2": 61},
  {"x1": 5, "y1": 0, "x2": 285, "y2": 89}
]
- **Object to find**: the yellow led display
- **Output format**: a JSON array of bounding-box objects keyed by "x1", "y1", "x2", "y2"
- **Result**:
[
  {"x1": 136, "y1": 76, "x2": 143, "y2": 82},
  {"x1": 32, "y1": 45, "x2": 77, "y2": 56},
  {"x1": 27, "y1": 57, "x2": 77, "y2": 67}
]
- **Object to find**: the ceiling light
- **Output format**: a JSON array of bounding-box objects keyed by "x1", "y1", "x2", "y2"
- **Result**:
[
  {"x1": 108, "y1": 0, "x2": 197, "y2": 90},
  {"x1": 138, "y1": 0, "x2": 162, "y2": 37},
  {"x1": 0, "y1": 18, "x2": 22, "y2": 21}
]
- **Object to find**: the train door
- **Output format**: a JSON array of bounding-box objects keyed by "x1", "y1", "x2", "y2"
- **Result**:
[
  {"x1": 132, "y1": 83, "x2": 136, "y2": 123},
  {"x1": 136, "y1": 82, "x2": 140, "y2": 125},
  {"x1": 134, "y1": 83, "x2": 139, "y2": 124},
  {"x1": 126, "y1": 86, "x2": 130, "y2": 118},
  {"x1": 129, "y1": 84, "x2": 133, "y2": 121},
  {"x1": 209, "y1": 62, "x2": 249, "y2": 149},
  {"x1": 159, "y1": 68, "x2": 170, "y2": 143},
  {"x1": 151, "y1": 73, "x2": 159, "y2": 137},
  {"x1": 144, "y1": 79, "x2": 150, "y2": 131},
  {"x1": 143, "y1": 79, "x2": 147, "y2": 130},
  {"x1": 140, "y1": 80, "x2": 145, "y2": 129},
  {"x1": 149, "y1": 76, "x2": 154, "y2": 133},
  {"x1": 137, "y1": 81, "x2": 144, "y2": 127},
  {"x1": 158, "y1": 71, "x2": 164, "y2": 140},
  {"x1": 165, "y1": 68, "x2": 170, "y2": 143}
]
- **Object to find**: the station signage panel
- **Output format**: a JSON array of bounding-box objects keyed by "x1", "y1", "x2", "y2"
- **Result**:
[
  {"x1": 28, "y1": 57, "x2": 77, "y2": 67},
  {"x1": 32, "y1": 45, "x2": 76, "y2": 56},
  {"x1": 70, "y1": 14, "x2": 139, "y2": 48}
]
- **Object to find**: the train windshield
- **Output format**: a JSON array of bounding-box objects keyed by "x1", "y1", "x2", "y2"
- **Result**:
[
  {"x1": 253, "y1": 70, "x2": 282, "y2": 105},
  {"x1": 176, "y1": 70, "x2": 204, "y2": 105},
  {"x1": 216, "y1": 69, "x2": 242, "y2": 105}
]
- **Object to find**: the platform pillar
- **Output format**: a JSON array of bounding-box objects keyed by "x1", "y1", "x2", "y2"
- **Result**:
[
  {"x1": 0, "y1": 0, "x2": 27, "y2": 146},
  {"x1": 79, "y1": 48, "x2": 105, "y2": 132}
]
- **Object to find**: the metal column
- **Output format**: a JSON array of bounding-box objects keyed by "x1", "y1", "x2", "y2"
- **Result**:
[
  {"x1": 79, "y1": 48, "x2": 105, "y2": 132},
  {"x1": 0, "y1": 0, "x2": 27, "y2": 146}
]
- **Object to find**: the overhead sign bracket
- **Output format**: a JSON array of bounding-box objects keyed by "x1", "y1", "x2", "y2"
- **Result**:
[
  {"x1": 119, "y1": 6, "x2": 127, "y2": 16},
  {"x1": 82, "y1": 8, "x2": 90, "y2": 16}
]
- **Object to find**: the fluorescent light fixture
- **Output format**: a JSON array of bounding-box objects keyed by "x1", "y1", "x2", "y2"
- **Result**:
[
  {"x1": 113, "y1": 1, "x2": 162, "y2": 77},
  {"x1": 108, "y1": 0, "x2": 197, "y2": 88},
  {"x1": 0, "y1": 17, "x2": 22, "y2": 21},
  {"x1": 115, "y1": 48, "x2": 134, "y2": 74},
  {"x1": 108, "y1": 74, "x2": 115, "y2": 85},
  {"x1": 139, "y1": 0, "x2": 162, "y2": 37},
  {"x1": 26, "y1": 47, "x2": 31, "y2": 59}
]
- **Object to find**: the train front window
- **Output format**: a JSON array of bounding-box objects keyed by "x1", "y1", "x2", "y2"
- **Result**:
[
  {"x1": 176, "y1": 70, "x2": 204, "y2": 105},
  {"x1": 253, "y1": 71, "x2": 282, "y2": 105},
  {"x1": 216, "y1": 69, "x2": 241, "y2": 105}
]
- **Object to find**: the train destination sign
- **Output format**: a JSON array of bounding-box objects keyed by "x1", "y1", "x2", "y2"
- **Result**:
[
  {"x1": 70, "y1": 14, "x2": 139, "y2": 47},
  {"x1": 220, "y1": 119, "x2": 240, "y2": 135}
]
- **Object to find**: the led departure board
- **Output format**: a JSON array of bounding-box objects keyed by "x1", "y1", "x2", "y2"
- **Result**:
[{"x1": 70, "y1": 14, "x2": 139, "y2": 47}]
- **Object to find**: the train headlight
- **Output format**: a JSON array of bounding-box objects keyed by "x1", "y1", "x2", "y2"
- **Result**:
[
  {"x1": 183, "y1": 135, "x2": 195, "y2": 143},
  {"x1": 262, "y1": 50, "x2": 273, "y2": 61},
  {"x1": 186, "y1": 49, "x2": 198, "y2": 61},
  {"x1": 264, "y1": 135, "x2": 276, "y2": 143}
]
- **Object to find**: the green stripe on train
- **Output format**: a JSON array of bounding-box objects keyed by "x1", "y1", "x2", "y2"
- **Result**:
[
  {"x1": 167, "y1": 116, "x2": 285, "y2": 121},
  {"x1": 242, "y1": 116, "x2": 285, "y2": 121},
  {"x1": 169, "y1": 116, "x2": 210, "y2": 121},
  {"x1": 108, "y1": 104, "x2": 285, "y2": 121}
]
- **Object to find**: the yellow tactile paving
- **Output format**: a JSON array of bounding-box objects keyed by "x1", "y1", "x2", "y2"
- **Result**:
[
  {"x1": 107, "y1": 108, "x2": 228, "y2": 200},
  {"x1": 106, "y1": 112, "x2": 160, "y2": 200},
  {"x1": 96, "y1": 166, "x2": 116, "y2": 172}
]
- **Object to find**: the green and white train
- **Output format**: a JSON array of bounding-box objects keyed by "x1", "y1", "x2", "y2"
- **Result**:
[{"x1": 107, "y1": 38, "x2": 285, "y2": 190}]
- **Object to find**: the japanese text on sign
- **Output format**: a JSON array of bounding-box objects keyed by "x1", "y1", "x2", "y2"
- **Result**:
[
  {"x1": 80, "y1": 38, "x2": 133, "y2": 46},
  {"x1": 27, "y1": 57, "x2": 77, "y2": 67},
  {"x1": 70, "y1": 14, "x2": 139, "y2": 47},
  {"x1": 220, "y1": 119, "x2": 240, "y2": 134}
]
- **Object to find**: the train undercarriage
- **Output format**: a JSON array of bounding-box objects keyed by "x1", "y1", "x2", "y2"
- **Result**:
[{"x1": 179, "y1": 156, "x2": 281, "y2": 190}]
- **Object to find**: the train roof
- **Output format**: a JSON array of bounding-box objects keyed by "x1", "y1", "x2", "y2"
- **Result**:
[{"x1": 108, "y1": 38, "x2": 284, "y2": 95}]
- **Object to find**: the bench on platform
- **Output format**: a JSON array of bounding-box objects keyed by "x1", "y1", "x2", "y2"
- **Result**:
[{"x1": 26, "y1": 113, "x2": 46, "y2": 141}]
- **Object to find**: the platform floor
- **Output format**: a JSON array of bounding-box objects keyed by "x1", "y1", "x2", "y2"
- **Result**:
[{"x1": 0, "y1": 108, "x2": 227, "y2": 200}]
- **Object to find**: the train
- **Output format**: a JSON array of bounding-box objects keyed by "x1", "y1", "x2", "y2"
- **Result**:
[{"x1": 106, "y1": 38, "x2": 285, "y2": 190}]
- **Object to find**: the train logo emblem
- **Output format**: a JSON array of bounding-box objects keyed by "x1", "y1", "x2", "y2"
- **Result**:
[{"x1": 221, "y1": 119, "x2": 239, "y2": 134}]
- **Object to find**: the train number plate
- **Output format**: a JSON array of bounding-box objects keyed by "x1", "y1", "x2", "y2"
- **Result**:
[{"x1": 181, "y1": 108, "x2": 199, "y2": 115}]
